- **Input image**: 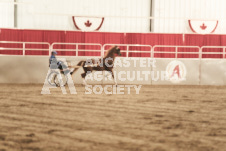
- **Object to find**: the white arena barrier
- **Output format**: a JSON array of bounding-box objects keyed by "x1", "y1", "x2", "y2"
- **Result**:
[
  {"x1": 0, "y1": 56, "x2": 154, "y2": 85},
  {"x1": 0, "y1": 56, "x2": 98, "y2": 84},
  {"x1": 0, "y1": 56, "x2": 226, "y2": 86},
  {"x1": 151, "y1": 59, "x2": 200, "y2": 85},
  {"x1": 200, "y1": 59, "x2": 226, "y2": 85},
  {"x1": 0, "y1": 56, "x2": 49, "y2": 83}
]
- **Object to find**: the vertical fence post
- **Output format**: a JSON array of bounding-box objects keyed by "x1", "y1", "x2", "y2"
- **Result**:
[
  {"x1": 48, "y1": 43, "x2": 51, "y2": 56},
  {"x1": 126, "y1": 45, "x2": 129, "y2": 57},
  {"x1": 102, "y1": 45, "x2": 105, "y2": 57},
  {"x1": 100, "y1": 44, "x2": 103, "y2": 57},
  {"x1": 150, "y1": 46, "x2": 153, "y2": 58},
  {"x1": 223, "y1": 47, "x2": 225, "y2": 59},
  {"x1": 198, "y1": 47, "x2": 202, "y2": 85},
  {"x1": 50, "y1": 44, "x2": 53, "y2": 56},
  {"x1": 76, "y1": 44, "x2": 78, "y2": 57},
  {"x1": 199, "y1": 47, "x2": 202, "y2": 59},
  {"x1": 175, "y1": 46, "x2": 178, "y2": 58},
  {"x1": 22, "y1": 43, "x2": 25, "y2": 56},
  {"x1": 152, "y1": 46, "x2": 156, "y2": 58}
]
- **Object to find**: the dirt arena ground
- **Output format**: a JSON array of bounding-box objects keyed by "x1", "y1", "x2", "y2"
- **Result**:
[{"x1": 0, "y1": 84, "x2": 226, "y2": 151}]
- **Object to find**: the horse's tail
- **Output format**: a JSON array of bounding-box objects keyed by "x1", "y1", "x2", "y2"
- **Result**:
[{"x1": 77, "y1": 60, "x2": 85, "y2": 67}]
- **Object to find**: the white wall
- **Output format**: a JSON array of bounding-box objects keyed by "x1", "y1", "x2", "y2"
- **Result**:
[
  {"x1": 152, "y1": 0, "x2": 226, "y2": 33},
  {"x1": 0, "y1": 0, "x2": 14, "y2": 28},
  {"x1": 15, "y1": 0, "x2": 151, "y2": 32},
  {"x1": 1, "y1": 0, "x2": 226, "y2": 34}
]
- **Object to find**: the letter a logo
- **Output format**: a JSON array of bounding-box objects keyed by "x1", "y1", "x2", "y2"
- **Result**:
[
  {"x1": 170, "y1": 65, "x2": 181, "y2": 78},
  {"x1": 166, "y1": 60, "x2": 187, "y2": 83}
]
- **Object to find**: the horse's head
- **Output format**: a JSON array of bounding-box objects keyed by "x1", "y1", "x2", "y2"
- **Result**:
[
  {"x1": 110, "y1": 46, "x2": 121, "y2": 56},
  {"x1": 114, "y1": 46, "x2": 121, "y2": 56},
  {"x1": 104, "y1": 45, "x2": 121, "y2": 58}
]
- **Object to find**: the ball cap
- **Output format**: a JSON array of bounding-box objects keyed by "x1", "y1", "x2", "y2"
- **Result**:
[{"x1": 52, "y1": 51, "x2": 57, "y2": 55}]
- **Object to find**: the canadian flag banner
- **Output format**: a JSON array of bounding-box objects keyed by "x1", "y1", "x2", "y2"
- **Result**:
[
  {"x1": 188, "y1": 20, "x2": 218, "y2": 34},
  {"x1": 72, "y1": 16, "x2": 104, "y2": 31}
]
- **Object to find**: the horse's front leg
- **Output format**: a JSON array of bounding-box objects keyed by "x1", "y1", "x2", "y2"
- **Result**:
[{"x1": 109, "y1": 69, "x2": 117, "y2": 86}]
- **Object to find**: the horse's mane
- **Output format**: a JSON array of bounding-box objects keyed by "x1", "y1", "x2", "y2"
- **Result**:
[{"x1": 104, "y1": 46, "x2": 117, "y2": 58}]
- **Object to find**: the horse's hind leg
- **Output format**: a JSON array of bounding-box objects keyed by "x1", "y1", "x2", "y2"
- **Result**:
[
  {"x1": 81, "y1": 67, "x2": 92, "y2": 86},
  {"x1": 81, "y1": 72, "x2": 87, "y2": 86},
  {"x1": 81, "y1": 73, "x2": 86, "y2": 78}
]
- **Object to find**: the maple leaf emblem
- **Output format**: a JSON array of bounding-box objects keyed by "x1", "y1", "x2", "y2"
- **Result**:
[
  {"x1": 85, "y1": 20, "x2": 92, "y2": 27},
  {"x1": 200, "y1": 23, "x2": 207, "y2": 30}
]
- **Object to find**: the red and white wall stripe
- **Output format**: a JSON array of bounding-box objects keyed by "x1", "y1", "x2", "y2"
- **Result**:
[{"x1": 1, "y1": 28, "x2": 226, "y2": 58}]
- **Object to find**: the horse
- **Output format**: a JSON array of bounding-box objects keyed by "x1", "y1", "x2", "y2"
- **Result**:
[{"x1": 70, "y1": 46, "x2": 121, "y2": 85}]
